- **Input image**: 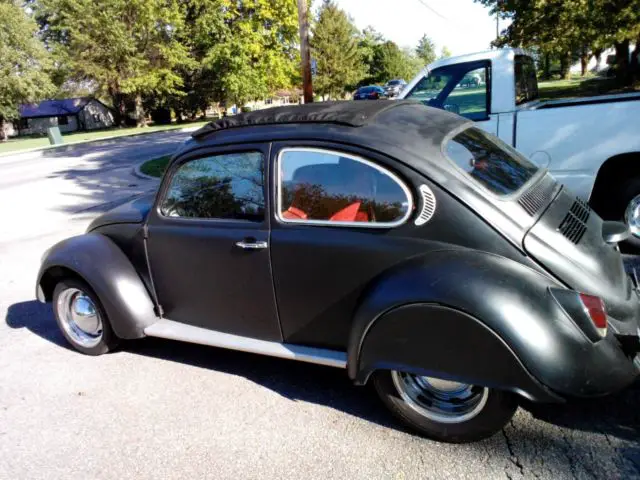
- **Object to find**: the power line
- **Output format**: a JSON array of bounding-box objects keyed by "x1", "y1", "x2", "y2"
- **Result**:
[{"x1": 414, "y1": 0, "x2": 450, "y2": 22}]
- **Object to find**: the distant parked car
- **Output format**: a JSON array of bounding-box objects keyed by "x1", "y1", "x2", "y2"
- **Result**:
[
  {"x1": 353, "y1": 86, "x2": 386, "y2": 100},
  {"x1": 384, "y1": 79, "x2": 407, "y2": 97}
]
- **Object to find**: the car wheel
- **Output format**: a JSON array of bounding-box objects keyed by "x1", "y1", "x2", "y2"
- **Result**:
[
  {"x1": 53, "y1": 278, "x2": 119, "y2": 355},
  {"x1": 372, "y1": 370, "x2": 518, "y2": 443}
]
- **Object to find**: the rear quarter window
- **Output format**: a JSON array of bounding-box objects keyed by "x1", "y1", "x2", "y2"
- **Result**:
[{"x1": 445, "y1": 127, "x2": 539, "y2": 196}]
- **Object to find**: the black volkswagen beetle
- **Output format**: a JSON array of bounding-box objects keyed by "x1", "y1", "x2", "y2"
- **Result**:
[{"x1": 37, "y1": 101, "x2": 640, "y2": 443}]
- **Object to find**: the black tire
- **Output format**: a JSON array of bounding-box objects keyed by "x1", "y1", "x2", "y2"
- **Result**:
[
  {"x1": 606, "y1": 177, "x2": 640, "y2": 253},
  {"x1": 52, "y1": 278, "x2": 119, "y2": 356},
  {"x1": 372, "y1": 370, "x2": 518, "y2": 443}
]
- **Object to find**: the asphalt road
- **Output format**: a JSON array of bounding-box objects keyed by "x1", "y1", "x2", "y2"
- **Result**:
[{"x1": 1, "y1": 133, "x2": 639, "y2": 479}]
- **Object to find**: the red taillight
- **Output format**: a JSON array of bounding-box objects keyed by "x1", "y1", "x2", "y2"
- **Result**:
[{"x1": 579, "y1": 293, "x2": 607, "y2": 334}]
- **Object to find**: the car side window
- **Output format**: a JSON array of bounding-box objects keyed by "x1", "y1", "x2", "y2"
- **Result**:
[
  {"x1": 160, "y1": 151, "x2": 265, "y2": 221},
  {"x1": 405, "y1": 62, "x2": 489, "y2": 121},
  {"x1": 278, "y1": 148, "x2": 412, "y2": 226}
]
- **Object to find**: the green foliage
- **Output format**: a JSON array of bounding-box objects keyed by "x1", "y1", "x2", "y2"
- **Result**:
[
  {"x1": 416, "y1": 34, "x2": 437, "y2": 65},
  {"x1": 311, "y1": 0, "x2": 365, "y2": 99},
  {"x1": 35, "y1": 0, "x2": 300, "y2": 121},
  {"x1": 439, "y1": 46, "x2": 452, "y2": 59},
  {"x1": 477, "y1": 0, "x2": 640, "y2": 81},
  {"x1": 357, "y1": 28, "x2": 423, "y2": 85},
  {"x1": 0, "y1": 1, "x2": 54, "y2": 124},
  {"x1": 367, "y1": 41, "x2": 422, "y2": 84}
]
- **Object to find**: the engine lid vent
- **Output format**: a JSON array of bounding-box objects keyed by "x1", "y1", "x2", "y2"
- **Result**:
[
  {"x1": 558, "y1": 198, "x2": 590, "y2": 244},
  {"x1": 518, "y1": 180, "x2": 555, "y2": 216},
  {"x1": 415, "y1": 185, "x2": 436, "y2": 226}
]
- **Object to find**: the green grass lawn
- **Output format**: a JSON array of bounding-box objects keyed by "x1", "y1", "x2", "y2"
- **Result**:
[
  {"x1": 0, "y1": 120, "x2": 209, "y2": 155},
  {"x1": 139, "y1": 155, "x2": 171, "y2": 177},
  {"x1": 538, "y1": 75, "x2": 640, "y2": 100}
]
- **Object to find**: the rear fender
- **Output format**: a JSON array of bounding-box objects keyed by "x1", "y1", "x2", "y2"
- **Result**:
[
  {"x1": 347, "y1": 249, "x2": 589, "y2": 401},
  {"x1": 37, "y1": 233, "x2": 157, "y2": 339}
]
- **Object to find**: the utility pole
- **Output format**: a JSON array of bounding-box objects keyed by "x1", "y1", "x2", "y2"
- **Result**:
[
  {"x1": 495, "y1": 0, "x2": 501, "y2": 43},
  {"x1": 297, "y1": 0, "x2": 313, "y2": 103}
]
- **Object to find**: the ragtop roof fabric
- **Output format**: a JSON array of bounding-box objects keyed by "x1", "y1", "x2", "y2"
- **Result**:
[{"x1": 192, "y1": 100, "x2": 421, "y2": 138}]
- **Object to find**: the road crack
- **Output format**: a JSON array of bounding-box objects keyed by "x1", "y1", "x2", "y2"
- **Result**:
[{"x1": 502, "y1": 423, "x2": 525, "y2": 478}]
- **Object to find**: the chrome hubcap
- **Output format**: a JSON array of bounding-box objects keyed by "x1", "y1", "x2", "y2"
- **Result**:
[
  {"x1": 57, "y1": 288, "x2": 103, "y2": 348},
  {"x1": 391, "y1": 371, "x2": 489, "y2": 423},
  {"x1": 625, "y1": 195, "x2": 640, "y2": 238}
]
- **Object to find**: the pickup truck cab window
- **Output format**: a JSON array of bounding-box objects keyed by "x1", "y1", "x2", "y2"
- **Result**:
[
  {"x1": 160, "y1": 151, "x2": 265, "y2": 221},
  {"x1": 277, "y1": 148, "x2": 412, "y2": 226},
  {"x1": 404, "y1": 60, "x2": 490, "y2": 121},
  {"x1": 446, "y1": 127, "x2": 539, "y2": 196}
]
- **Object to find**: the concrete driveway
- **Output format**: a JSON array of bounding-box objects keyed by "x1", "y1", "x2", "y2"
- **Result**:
[{"x1": 0, "y1": 132, "x2": 639, "y2": 479}]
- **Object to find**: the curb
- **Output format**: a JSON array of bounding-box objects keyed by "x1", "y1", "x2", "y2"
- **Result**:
[
  {"x1": 132, "y1": 160, "x2": 163, "y2": 181},
  {"x1": 0, "y1": 124, "x2": 202, "y2": 159}
]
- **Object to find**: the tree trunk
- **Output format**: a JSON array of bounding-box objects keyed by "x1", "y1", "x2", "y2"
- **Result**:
[
  {"x1": 580, "y1": 49, "x2": 590, "y2": 76},
  {"x1": 630, "y1": 34, "x2": 640, "y2": 78},
  {"x1": 614, "y1": 40, "x2": 630, "y2": 83},
  {"x1": 542, "y1": 53, "x2": 551, "y2": 80},
  {"x1": 135, "y1": 94, "x2": 146, "y2": 127},
  {"x1": 0, "y1": 117, "x2": 7, "y2": 142},
  {"x1": 560, "y1": 52, "x2": 571, "y2": 80}
]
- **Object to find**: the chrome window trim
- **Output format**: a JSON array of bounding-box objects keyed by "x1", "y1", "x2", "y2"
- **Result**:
[
  {"x1": 440, "y1": 123, "x2": 546, "y2": 203},
  {"x1": 275, "y1": 147, "x2": 414, "y2": 229}
]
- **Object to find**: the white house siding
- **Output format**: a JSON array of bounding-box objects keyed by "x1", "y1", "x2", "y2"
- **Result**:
[
  {"x1": 19, "y1": 115, "x2": 79, "y2": 135},
  {"x1": 2, "y1": 121, "x2": 16, "y2": 138},
  {"x1": 78, "y1": 100, "x2": 115, "y2": 130}
]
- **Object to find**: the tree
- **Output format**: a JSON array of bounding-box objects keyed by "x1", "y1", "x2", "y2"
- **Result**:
[
  {"x1": 476, "y1": 0, "x2": 640, "y2": 82},
  {"x1": 368, "y1": 41, "x2": 422, "y2": 83},
  {"x1": 416, "y1": 34, "x2": 437, "y2": 65},
  {"x1": 202, "y1": 0, "x2": 300, "y2": 107},
  {"x1": 311, "y1": 0, "x2": 364, "y2": 99},
  {"x1": 439, "y1": 46, "x2": 452, "y2": 59},
  {"x1": 36, "y1": 0, "x2": 194, "y2": 125},
  {"x1": 0, "y1": 1, "x2": 54, "y2": 141}
]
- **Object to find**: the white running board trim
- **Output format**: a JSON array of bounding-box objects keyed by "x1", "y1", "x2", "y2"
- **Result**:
[{"x1": 144, "y1": 319, "x2": 347, "y2": 369}]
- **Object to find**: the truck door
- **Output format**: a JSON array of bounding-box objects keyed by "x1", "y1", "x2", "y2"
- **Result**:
[{"x1": 402, "y1": 60, "x2": 498, "y2": 136}]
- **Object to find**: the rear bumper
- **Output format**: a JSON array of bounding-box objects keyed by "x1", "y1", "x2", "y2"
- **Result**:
[{"x1": 553, "y1": 312, "x2": 640, "y2": 399}]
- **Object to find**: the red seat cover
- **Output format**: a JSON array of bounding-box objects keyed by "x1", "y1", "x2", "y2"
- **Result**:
[{"x1": 330, "y1": 202, "x2": 369, "y2": 222}]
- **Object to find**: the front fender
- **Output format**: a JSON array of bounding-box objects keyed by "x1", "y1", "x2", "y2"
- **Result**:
[
  {"x1": 348, "y1": 249, "x2": 638, "y2": 399},
  {"x1": 36, "y1": 233, "x2": 157, "y2": 339}
]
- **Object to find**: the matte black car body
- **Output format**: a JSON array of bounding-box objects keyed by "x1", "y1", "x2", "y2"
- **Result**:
[{"x1": 37, "y1": 101, "x2": 640, "y2": 428}]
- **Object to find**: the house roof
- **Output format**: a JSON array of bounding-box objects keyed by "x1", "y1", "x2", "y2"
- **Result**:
[{"x1": 19, "y1": 98, "x2": 92, "y2": 119}]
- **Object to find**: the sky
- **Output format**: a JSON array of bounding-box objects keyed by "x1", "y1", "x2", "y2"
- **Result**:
[{"x1": 328, "y1": 0, "x2": 507, "y2": 57}]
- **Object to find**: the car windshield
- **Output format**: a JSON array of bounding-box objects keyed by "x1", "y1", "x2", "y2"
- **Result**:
[
  {"x1": 387, "y1": 80, "x2": 402, "y2": 86},
  {"x1": 359, "y1": 87, "x2": 377, "y2": 93},
  {"x1": 445, "y1": 127, "x2": 540, "y2": 196}
]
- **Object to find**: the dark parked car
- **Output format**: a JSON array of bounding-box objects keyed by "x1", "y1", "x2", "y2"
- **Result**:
[
  {"x1": 383, "y1": 79, "x2": 407, "y2": 97},
  {"x1": 353, "y1": 85, "x2": 386, "y2": 100},
  {"x1": 37, "y1": 101, "x2": 640, "y2": 443}
]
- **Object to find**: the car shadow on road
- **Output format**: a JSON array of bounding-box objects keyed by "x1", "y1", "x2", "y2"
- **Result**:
[
  {"x1": 5, "y1": 300, "x2": 74, "y2": 351},
  {"x1": 7, "y1": 300, "x2": 640, "y2": 443}
]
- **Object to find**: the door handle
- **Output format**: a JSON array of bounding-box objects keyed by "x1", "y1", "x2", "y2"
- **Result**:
[{"x1": 235, "y1": 240, "x2": 268, "y2": 250}]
